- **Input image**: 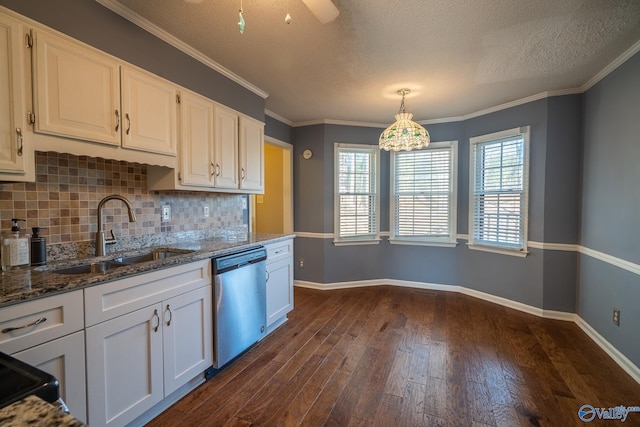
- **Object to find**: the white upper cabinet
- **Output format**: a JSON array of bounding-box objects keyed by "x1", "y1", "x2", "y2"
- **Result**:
[
  {"x1": 179, "y1": 90, "x2": 215, "y2": 187},
  {"x1": 31, "y1": 29, "x2": 177, "y2": 159},
  {"x1": 32, "y1": 29, "x2": 121, "y2": 146},
  {"x1": 121, "y1": 66, "x2": 177, "y2": 156},
  {"x1": 239, "y1": 116, "x2": 264, "y2": 192},
  {"x1": 213, "y1": 105, "x2": 240, "y2": 189},
  {"x1": 0, "y1": 13, "x2": 33, "y2": 180}
]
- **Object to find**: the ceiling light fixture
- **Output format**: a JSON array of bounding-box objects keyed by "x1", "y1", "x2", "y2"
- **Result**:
[{"x1": 379, "y1": 89, "x2": 430, "y2": 151}]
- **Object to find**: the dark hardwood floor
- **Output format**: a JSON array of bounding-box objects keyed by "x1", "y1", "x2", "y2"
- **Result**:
[{"x1": 147, "y1": 286, "x2": 640, "y2": 426}]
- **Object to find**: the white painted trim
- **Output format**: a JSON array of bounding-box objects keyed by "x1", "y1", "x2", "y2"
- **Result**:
[
  {"x1": 582, "y1": 39, "x2": 640, "y2": 91},
  {"x1": 293, "y1": 119, "x2": 387, "y2": 128},
  {"x1": 95, "y1": 0, "x2": 269, "y2": 99},
  {"x1": 575, "y1": 317, "x2": 640, "y2": 384},
  {"x1": 293, "y1": 233, "x2": 640, "y2": 277},
  {"x1": 332, "y1": 239, "x2": 381, "y2": 246},
  {"x1": 581, "y1": 246, "x2": 640, "y2": 276},
  {"x1": 388, "y1": 240, "x2": 458, "y2": 248},
  {"x1": 528, "y1": 241, "x2": 580, "y2": 252},
  {"x1": 265, "y1": 110, "x2": 294, "y2": 127},
  {"x1": 294, "y1": 278, "x2": 640, "y2": 383},
  {"x1": 294, "y1": 232, "x2": 333, "y2": 239},
  {"x1": 467, "y1": 243, "x2": 529, "y2": 258}
]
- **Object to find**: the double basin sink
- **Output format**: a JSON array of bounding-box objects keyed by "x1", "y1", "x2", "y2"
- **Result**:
[{"x1": 51, "y1": 248, "x2": 194, "y2": 275}]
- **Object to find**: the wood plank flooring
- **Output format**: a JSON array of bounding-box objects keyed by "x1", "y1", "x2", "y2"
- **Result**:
[{"x1": 147, "y1": 286, "x2": 640, "y2": 426}]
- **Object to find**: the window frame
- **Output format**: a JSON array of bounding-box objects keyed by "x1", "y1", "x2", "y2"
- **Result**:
[
  {"x1": 468, "y1": 126, "x2": 530, "y2": 257},
  {"x1": 333, "y1": 143, "x2": 381, "y2": 246},
  {"x1": 389, "y1": 140, "x2": 458, "y2": 247}
]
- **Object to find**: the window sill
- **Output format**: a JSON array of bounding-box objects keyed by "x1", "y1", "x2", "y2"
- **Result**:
[
  {"x1": 333, "y1": 238, "x2": 381, "y2": 246},
  {"x1": 389, "y1": 239, "x2": 458, "y2": 248},
  {"x1": 467, "y1": 243, "x2": 529, "y2": 257}
]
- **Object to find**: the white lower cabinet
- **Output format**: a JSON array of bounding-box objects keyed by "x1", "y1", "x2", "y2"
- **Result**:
[
  {"x1": 12, "y1": 331, "x2": 87, "y2": 423},
  {"x1": 265, "y1": 239, "x2": 294, "y2": 328},
  {"x1": 85, "y1": 260, "x2": 212, "y2": 427},
  {"x1": 86, "y1": 303, "x2": 164, "y2": 427}
]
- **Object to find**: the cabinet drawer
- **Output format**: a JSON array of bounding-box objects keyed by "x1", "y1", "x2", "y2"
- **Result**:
[
  {"x1": 84, "y1": 260, "x2": 210, "y2": 327},
  {"x1": 0, "y1": 290, "x2": 84, "y2": 354},
  {"x1": 265, "y1": 239, "x2": 293, "y2": 264}
]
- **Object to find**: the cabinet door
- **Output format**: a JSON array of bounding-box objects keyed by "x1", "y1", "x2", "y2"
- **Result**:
[
  {"x1": 0, "y1": 14, "x2": 26, "y2": 174},
  {"x1": 12, "y1": 331, "x2": 87, "y2": 423},
  {"x1": 162, "y1": 286, "x2": 212, "y2": 396},
  {"x1": 266, "y1": 257, "x2": 294, "y2": 326},
  {"x1": 179, "y1": 91, "x2": 214, "y2": 187},
  {"x1": 86, "y1": 304, "x2": 163, "y2": 427},
  {"x1": 213, "y1": 105, "x2": 239, "y2": 189},
  {"x1": 121, "y1": 66, "x2": 177, "y2": 156},
  {"x1": 239, "y1": 116, "x2": 264, "y2": 192},
  {"x1": 32, "y1": 29, "x2": 120, "y2": 146}
]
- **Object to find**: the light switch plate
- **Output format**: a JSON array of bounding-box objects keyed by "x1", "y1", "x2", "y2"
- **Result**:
[{"x1": 162, "y1": 205, "x2": 171, "y2": 222}]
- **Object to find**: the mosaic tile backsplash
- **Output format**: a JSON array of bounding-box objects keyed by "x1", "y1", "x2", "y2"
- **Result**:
[{"x1": 0, "y1": 152, "x2": 246, "y2": 260}]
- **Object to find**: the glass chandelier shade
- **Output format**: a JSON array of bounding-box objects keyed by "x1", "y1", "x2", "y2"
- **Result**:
[{"x1": 379, "y1": 89, "x2": 430, "y2": 151}]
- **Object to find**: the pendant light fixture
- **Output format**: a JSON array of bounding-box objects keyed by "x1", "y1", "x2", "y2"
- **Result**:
[{"x1": 379, "y1": 89, "x2": 430, "y2": 151}]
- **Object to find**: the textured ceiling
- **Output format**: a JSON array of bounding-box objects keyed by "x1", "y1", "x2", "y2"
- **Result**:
[{"x1": 105, "y1": 0, "x2": 640, "y2": 125}]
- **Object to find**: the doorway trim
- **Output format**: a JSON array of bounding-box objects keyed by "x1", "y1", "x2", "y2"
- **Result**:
[{"x1": 251, "y1": 136, "x2": 293, "y2": 234}]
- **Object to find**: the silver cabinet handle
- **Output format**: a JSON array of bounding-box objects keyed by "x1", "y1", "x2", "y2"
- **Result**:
[
  {"x1": 2, "y1": 317, "x2": 47, "y2": 334},
  {"x1": 241, "y1": 168, "x2": 246, "y2": 180},
  {"x1": 266, "y1": 271, "x2": 270, "y2": 282},
  {"x1": 216, "y1": 164, "x2": 221, "y2": 177},
  {"x1": 152, "y1": 309, "x2": 160, "y2": 333},
  {"x1": 125, "y1": 113, "x2": 131, "y2": 135},
  {"x1": 115, "y1": 110, "x2": 120, "y2": 132},
  {"x1": 15, "y1": 128, "x2": 23, "y2": 156},
  {"x1": 211, "y1": 162, "x2": 215, "y2": 177},
  {"x1": 165, "y1": 304, "x2": 172, "y2": 326}
]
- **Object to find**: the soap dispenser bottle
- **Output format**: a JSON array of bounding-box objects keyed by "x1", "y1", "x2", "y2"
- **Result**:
[
  {"x1": 1, "y1": 218, "x2": 30, "y2": 271},
  {"x1": 30, "y1": 227, "x2": 47, "y2": 266}
]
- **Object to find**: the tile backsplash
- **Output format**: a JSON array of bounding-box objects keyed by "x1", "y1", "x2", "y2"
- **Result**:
[{"x1": 0, "y1": 152, "x2": 245, "y2": 259}]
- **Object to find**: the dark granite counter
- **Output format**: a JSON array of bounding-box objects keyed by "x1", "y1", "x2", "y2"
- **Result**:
[
  {"x1": 0, "y1": 395, "x2": 85, "y2": 426},
  {"x1": 0, "y1": 233, "x2": 294, "y2": 308}
]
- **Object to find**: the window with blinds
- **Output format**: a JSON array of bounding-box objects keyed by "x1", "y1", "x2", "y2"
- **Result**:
[
  {"x1": 469, "y1": 127, "x2": 529, "y2": 252},
  {"x1": 390, "y1": 141, "x2": 457, "y2": 244},
  {"x1": 334, "y1": 144, "x2": 380, "y2": 243}
]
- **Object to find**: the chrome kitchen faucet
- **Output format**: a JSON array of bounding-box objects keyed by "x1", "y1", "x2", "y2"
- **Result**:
[{"x1": 95, "y1": 195, "x2": 137, "y2": 256}]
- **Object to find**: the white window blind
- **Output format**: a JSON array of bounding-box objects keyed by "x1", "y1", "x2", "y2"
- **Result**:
[
  {"x1": 470, "y1": 127, "x2": 529, "y2": 251},
  {"x1": 334, "y1": 144, "x2": 379, "y2": 242},
  {"x1": 391, "y1": 141, "x2": 457, "y2": 243}
]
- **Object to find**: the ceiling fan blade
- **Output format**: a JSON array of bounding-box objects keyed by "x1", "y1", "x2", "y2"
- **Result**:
[{"x1": 302, "y1": 0, "x2": 339, "y2": 24}]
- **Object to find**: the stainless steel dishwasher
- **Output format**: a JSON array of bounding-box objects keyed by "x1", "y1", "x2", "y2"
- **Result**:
[{"x1": 212, "y1": 247, "x2": 267, "y2": 368}]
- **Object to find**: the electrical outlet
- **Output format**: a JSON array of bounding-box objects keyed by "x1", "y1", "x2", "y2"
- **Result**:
[
  {"x1": 242, "y1": 198, "x2": 248, "y2": 210},
  {"x1": 204, "y1": 206, "x2": 209, "y2": 217},
  {"x1": 161, "y1": 205, "x2": 171, "y2": 222},
  {"x1": 299, "y1": 258, "x2": 304, "y2": 268},
  {"x1": 613, "y1": 308, "x2": 620, "y2": 326}
]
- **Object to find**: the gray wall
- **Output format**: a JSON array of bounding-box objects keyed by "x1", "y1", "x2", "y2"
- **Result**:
[
  {"x1": 265, "y1": 115, "x2": 293, "y2": 144},
  {"x1": 0, "y1": 0, "x2": 265, "y2": 121},
  {"x1": 579, "y1": 51, "x2": 640, "y2": 367},
  {"x1": 293, "y1": 97, "x2": 582, "y2": 312}
]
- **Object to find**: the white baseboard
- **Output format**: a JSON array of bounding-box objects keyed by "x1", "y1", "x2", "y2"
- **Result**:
[
  {"x1": 294, "y1": 279, "x2": 640, "y2": 384},
  {"x1": 575, "y1": 317, "x2": 640, "y2": 384}
]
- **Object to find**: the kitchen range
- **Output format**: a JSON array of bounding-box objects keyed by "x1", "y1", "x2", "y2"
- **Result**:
[{"x1": 0, "y1": 233, "x2": 294, "y2": 426}]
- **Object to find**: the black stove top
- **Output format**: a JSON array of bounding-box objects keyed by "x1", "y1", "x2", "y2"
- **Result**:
[{"x1": 0, "y1": 352, "x2": 60, "y2": 409}]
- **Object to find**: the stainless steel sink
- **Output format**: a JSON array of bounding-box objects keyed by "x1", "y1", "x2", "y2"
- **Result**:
[
  {"x1": 50, "y1": 248, "x2": 194, "y2": 275},
  {"x1": 115, "y1": 248, "x2": 194, "y2": 264},
  {"x1": 51, "y1": 260, "x2": 127, "y2": 275}
]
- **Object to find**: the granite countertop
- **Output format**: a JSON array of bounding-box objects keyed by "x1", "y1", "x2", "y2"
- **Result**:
[
  {"x1": 0, "y1": 395, "x2": 85, "y2": 427},
  {"x1": 0, "y1": 233, "x2": 294, "y2": 308}
]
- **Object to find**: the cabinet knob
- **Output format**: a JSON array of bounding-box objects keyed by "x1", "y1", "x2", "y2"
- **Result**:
[
  {"x1": 15, "y1": 128, "x2": 23, "y2": 156},
  {"x1": 165, "y1": 304, "x2": 172, "y2": 326},
  {"x1": 2, "y1": 317, "x2": 47, "y2": 334},
  {"x1": 152, "y1": 309, "x2": 160, "y2": 332}
]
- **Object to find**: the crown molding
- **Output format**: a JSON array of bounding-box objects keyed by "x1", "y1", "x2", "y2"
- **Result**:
[
  {"x1": 95, "y1": 0, "x2": 269, "y2": 99},
  {"x1": 265, "y1": 110, "x2": 294, "y2": 127},
  {"x1": 582, "y1": 39, "x2": 640, "y2": 91}
]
